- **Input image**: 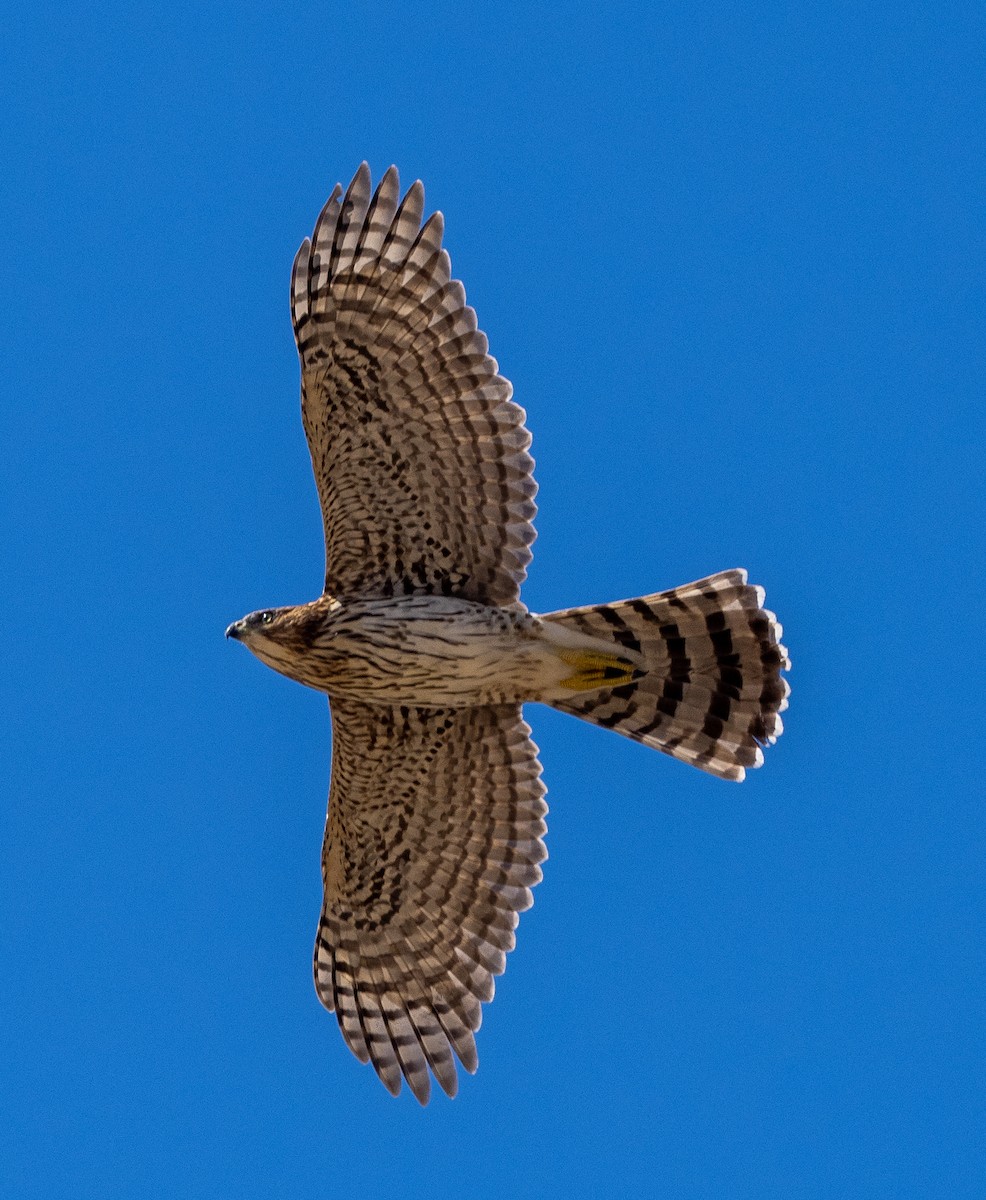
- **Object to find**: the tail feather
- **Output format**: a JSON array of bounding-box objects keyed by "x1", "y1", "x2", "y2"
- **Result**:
[{"x1": 543, "y1": 569, "x2": 790, "y2": 782}]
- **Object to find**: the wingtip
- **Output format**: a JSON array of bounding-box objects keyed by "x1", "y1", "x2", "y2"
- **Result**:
[
  {"x1": 349, "y1": 161, "x2": 371, "y2": 189},
  {"x1": 312, "y1": 182, "x2": 344, "y2": 241},
  {"x1": 437, "y1": 1068, "x2": 459, "y2": 1099}
]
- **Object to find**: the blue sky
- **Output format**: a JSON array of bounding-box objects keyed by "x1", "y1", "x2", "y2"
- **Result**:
[{"x1": 2, "y1": 2, "x2": 984, "y2": 1197}]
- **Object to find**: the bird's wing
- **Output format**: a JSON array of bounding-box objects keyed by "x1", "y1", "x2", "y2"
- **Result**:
[
  {"x1": 315, "y1": 697, "x2": 547, "y2": 1104},
  {"x1": 291, "y1": 164, "x2": 537, "y2": 607}
]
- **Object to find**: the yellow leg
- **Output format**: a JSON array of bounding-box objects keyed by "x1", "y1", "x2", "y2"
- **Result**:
[{"x1": 557, "y1": 649, "x2": 644, "y2": 692}]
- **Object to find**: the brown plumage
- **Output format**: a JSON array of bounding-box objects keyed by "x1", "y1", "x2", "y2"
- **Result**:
[{"x1": 227, "y1": 164, "x2": 790, "y2": 1104}]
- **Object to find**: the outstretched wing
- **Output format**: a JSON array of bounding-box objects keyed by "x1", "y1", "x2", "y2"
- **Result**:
[
  {"x1": 314, "y1": 698, "x2": 547, "y2": 1104},
  {"x1": 291, "y1": 164, "x2": 537, "y2": 607}
]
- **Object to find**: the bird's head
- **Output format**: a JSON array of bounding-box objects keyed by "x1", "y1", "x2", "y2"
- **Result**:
[
  {"x1": 225, "y1": 607, "x2": 284, "y2": 644},
  {"x1": 225, "y1": 598, "x2": 339, "y2": 685}
]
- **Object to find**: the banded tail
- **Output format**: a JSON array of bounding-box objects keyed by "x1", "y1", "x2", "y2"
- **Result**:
[{"x1": 543, "y1": 570, "x2": 790, "y2": 781}]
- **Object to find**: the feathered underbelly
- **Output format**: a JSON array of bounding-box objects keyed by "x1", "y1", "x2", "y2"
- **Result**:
[{"x1": 261, "y1": 595, "x2": 640, "y2": 707}]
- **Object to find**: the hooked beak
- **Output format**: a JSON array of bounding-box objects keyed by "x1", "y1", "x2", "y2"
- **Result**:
[{"x1": 225, "y1": 620, "x2": 244, "y2": 641}]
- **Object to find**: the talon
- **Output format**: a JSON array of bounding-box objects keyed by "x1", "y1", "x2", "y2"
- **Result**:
[{"x1": 557, "y1": 649, "x2": 642, "y2": 692}]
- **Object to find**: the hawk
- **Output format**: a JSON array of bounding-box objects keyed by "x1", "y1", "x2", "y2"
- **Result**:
[{"x1": 227, "y1": 164, "x2": 790, "y2": 1103}]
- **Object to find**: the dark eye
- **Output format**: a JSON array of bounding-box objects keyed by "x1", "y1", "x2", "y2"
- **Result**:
[{"x1": 260, "y1": 611, "x2": 274, "y2": 625}]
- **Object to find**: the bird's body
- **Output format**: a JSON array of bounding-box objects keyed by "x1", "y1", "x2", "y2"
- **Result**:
[
  {"x1": 228, "y1": 594, "x2": 643, "y2": 706},
  {"x1": 228, "y1": 164, "x2": 791, "y2": 1104}
]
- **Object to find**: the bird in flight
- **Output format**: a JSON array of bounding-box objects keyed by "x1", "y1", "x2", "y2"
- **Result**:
[{"x1": 227, "y1": 164, "x2": 790, "y2": 1104}]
